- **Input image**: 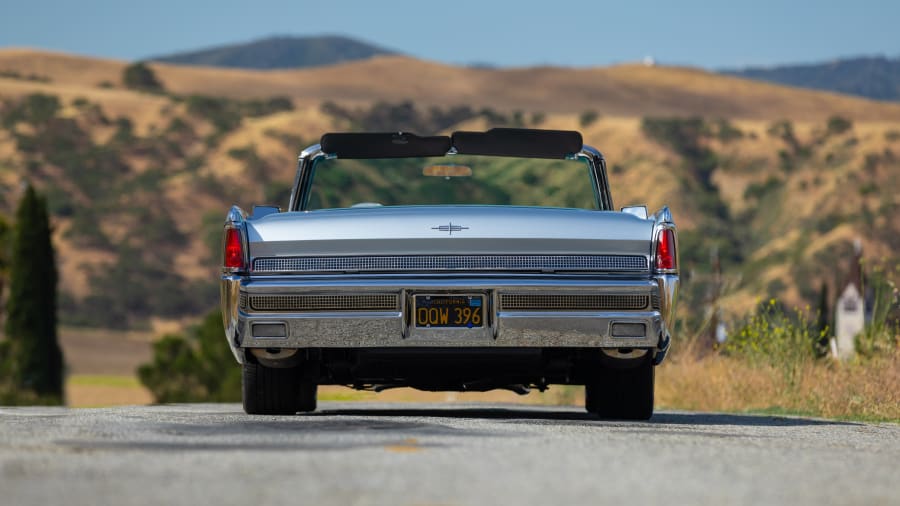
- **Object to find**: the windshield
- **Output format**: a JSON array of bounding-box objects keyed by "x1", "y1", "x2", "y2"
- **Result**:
[{"x1": 306, "y1": 155, "x2": 598, "y2": 210}]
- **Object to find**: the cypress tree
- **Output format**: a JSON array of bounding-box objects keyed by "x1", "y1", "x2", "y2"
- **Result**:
[{"x1": 5, "y1": 185, "x2": 63, "y2": 400}]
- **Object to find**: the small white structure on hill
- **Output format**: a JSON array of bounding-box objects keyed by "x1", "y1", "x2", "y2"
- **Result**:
[
  {"x1": 834, "y1": 282, "x2": 864, "y2": 359},
  {"x1": 833, "y1": 240, "x2": 865, "y2": 359}
]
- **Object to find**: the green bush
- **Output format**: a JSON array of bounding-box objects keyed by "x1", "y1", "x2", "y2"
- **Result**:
[
  {"x1": 122, "y1": 62, "x2": 164, "y2": 92},
  {"x1": 724, "y1": 300, "x2": 822, "y2": 388},
  {"x1": 641, "y1": 117, "x2": 718, "y2": 189},
  {"x1": 713, "y1": 118, "x2": 744, "y2": 142},
  {"x1": 185, "y1": 95, "x2": 241, "y2": 133},
  {"x1": 743, "y1": 176, "x2": 783, "y2": 200},
  {"x1": 579, "y1": 110, "x2": 599, "y2": 128},
  {"x1": 826, "y1": 116, "x2": 853, "y2": 135},
  {"x1": 855, "y1": 265, "x2": 900, "y2": 358},
  {"x1": 241, "y1": 96, "x2": 294, "y2": 117},
  {"x1": 1, "y1": 93, "x2": 60, "y2": 127},
  {"x1": 138, "y1": 311, "x2": 241, "y2": 403}
]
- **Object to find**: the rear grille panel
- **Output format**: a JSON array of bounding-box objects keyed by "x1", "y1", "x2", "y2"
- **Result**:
[
  {"x1": 252, "y1": 255, "x2": 649, "y2": 273},
  {"x1": 248, "y1": 294, "x2": 398, "y2": 312},
  {"x1": 500, "y1": 294, "x2": 650, "y2": 311}
]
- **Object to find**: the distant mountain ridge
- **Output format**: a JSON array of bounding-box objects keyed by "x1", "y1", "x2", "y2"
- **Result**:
[
  {"x1": 150, "y1": 36, "x2": 900, "y2": 102},
  {"x1": 723, "y1": 56, "x2": 900, "y2": 101},
  {"x1": 149, "y1": 35, "x2": 396, "y2": 69}
]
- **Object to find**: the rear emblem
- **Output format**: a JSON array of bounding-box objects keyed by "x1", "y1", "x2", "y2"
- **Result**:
[{"x1": 432, "y1": 222, "x2": 468, "y2": 235}]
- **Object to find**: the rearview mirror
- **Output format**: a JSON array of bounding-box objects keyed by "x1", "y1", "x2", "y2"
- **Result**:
[{"x1": 423, "y1": 165, "x2": 473, "y2": 177}]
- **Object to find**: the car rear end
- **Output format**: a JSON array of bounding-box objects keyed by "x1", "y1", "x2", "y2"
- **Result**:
[{"x1": 220, "y1": 129, "x2": 678, "y2": 419}]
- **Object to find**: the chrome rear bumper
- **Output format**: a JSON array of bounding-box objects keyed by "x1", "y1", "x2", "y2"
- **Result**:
[{"x1": 221, "y1": 275, "x2": 677, "y2": 363}]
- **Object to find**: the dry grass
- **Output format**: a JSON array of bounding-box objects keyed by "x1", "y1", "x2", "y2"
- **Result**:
[
  {"x1": 657, "y1": 350, "x2": 900, "y2": 422},
  {"x1": 66, "y1": 374, "x2": 153, "y2": 408}
]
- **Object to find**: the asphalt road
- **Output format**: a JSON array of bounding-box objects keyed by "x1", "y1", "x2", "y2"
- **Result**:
[{"x1": 1, "y1": 403, "x2": 897, "y2": 506}]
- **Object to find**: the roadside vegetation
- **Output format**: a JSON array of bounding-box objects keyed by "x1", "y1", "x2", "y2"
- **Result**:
[{"x1": 137, "y1": 311, "x2": 240, "y2": 403}]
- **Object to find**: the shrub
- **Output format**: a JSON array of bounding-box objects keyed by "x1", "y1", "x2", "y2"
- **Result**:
[
  {"x1": 1, "y1": 93, "x2": 60, "y2": 127},
  {"x1": 826, "y1": 115, "x2": 853, "y2": 135},
  {"x1": 240, "y1": 96, "x2": 294, "y2": 117},
  {"x1": 138, "y1": 311, "x2": 241, "y2": 403},
  {"x1": 713, "y1": 118, "x2": 744, "y2": 142},
  {"x1": 579, "y1": 110, "x2": 599, "y2": 128},
  {"x1": 122, "y1": 62, "x2": 164, "y2": 92},
  {"x1": 767, "y1": 119, "x2": 805, "y2": 156},
  {"x1": 185, "y1": 95, "x2": 241, "y2": 133},
  {"x1": 743, "y1": 176, "x2": 783, "y2": 200},
  {"x1": 641, "y1": 116, "x2": 718, "y2": 190},
  {"x1": 855, "y1": 264, "x2": 900, "y2": 358},
  {"x1": 724, "y1": 300, "x2": 822, "y2": 389}
]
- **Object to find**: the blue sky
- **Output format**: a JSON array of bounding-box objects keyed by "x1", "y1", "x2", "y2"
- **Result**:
[{"x1": 2, "y1": 0, "x2": 898, "y2": 69}]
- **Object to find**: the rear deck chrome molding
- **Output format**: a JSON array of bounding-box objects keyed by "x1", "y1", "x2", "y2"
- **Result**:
[{"x1": 252, "y1": 254, "x2": 649, "y2": 274}]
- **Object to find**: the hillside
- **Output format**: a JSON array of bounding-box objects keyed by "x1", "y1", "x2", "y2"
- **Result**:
[
  {"x1": 0, "y1": 49, "x2": 898, "y2": 333},
  {"x1": 4, "y1": 49, "x2": 900, "y2": 120},
  {"x1": 148, "y1": 35, "x2": 396, "y2": 70},
  {"x1": 724, "y1": 55, "x2": 900, "y2": 102}
]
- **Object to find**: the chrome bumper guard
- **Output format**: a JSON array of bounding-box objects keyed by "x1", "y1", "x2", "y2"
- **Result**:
[{"x1": 221, "y1": 275, "x2": 677, "y2": 364}]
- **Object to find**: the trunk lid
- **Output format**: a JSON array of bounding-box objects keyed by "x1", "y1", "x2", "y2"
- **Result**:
[{"x1": 246, "y1": 206, "x2": 653, "y2": 258}]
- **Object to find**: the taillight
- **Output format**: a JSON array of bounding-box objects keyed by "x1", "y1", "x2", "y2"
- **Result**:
[
  {"x1": 224, "y1": 227, "x2": 245, "y2": 270},
  {"x1": 655, "y1": 228, "x2": 677, "y2": 271}
]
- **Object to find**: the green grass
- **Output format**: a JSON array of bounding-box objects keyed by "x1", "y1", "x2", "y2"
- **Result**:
[{"x1": 68, "y1": 375, "x2": 143, "y2": 388}]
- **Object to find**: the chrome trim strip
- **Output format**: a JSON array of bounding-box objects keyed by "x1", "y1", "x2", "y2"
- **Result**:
[
  {"x1": 655, "y1": 274, "x2": 679, "y2": 326},
  {"x1": 578, "y1": 145, "x2": 613, "y2": 210},
  {"x1": 252, "y1": 254, "x2": 649, "y2": 274},
  {"x1": 290, "y1": 145, "x2": 328, "y2": 212},
  {"x1": 220, "y1": 275, "x2": 245, "y2": 363},
  {"x1": 240, "y1": 277, "x2": 659, "y2": 293}
]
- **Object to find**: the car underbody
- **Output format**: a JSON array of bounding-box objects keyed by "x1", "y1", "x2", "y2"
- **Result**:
[{"x1": 251, "y1": 346, "x2": 652, "y2": 393}]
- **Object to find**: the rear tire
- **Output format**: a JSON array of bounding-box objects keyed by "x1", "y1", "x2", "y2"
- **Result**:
[
  {"x1": 585, "y1": 356, "x2": 654, "y2": 420},
  {"x1": 242, "y1": 363, "x2": 317, "y2": 415}
]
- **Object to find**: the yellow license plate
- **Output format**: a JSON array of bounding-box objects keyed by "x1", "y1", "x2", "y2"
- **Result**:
[{"x1": 414, "y1": 295, "x2": 484, "y2": 328}]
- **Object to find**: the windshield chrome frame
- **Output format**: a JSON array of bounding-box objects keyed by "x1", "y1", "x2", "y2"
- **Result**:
[{"x1": 288, "y1": 144, "x2": 612, "y2": 212}]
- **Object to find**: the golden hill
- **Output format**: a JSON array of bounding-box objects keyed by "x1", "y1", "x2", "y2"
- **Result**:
[{"x1": 3, "y1": 48, "x2": 900, "y2": 121}]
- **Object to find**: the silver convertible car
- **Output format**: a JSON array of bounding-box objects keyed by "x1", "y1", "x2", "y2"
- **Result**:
[{"x1": 220, "y1": 128, "x2": 678, "y2": 419}]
